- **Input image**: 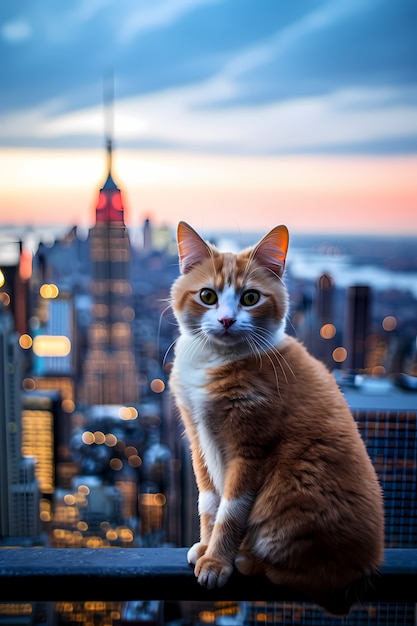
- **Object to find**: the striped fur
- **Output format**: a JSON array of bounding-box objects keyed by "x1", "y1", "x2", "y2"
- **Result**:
[{"x1": 169, "y1": 222, "x2": 384, "y2": 616}]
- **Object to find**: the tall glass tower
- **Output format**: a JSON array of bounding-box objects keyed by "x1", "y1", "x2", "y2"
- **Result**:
[{"x1": 80, "y1": 140, "x2": 138, "y2": 406}]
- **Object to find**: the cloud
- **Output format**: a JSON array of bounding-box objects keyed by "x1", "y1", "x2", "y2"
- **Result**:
[
  {"x1": 0, "y1": 99, "x2": 68, "y2": 142},
  {"x1": 117, "y1": 0, "x2": 223, "y2": 43},
  {"x1": 220, "y1": 0, "x2": 369, "y2": 81},
  {"x1": 6, "y1": 79, "x2": 415, "y2": 155},
  {"x1": 206, "y1": 0, "x2": 415, "y2": 111},
  {"x1": 1, "y1": 19, "x2": 32, "y2": 43},
  {"x1": 116, "y1": 84, "x2": 417, "y2": 153}
]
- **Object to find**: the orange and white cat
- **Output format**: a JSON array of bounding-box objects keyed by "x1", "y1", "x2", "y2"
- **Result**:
[{"x1": 169, "y1": 221, "x2": 384, "y2": 615}]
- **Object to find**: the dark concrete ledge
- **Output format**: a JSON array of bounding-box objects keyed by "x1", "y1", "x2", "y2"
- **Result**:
[{"x1": 0, "y1": 548, "x2": 416, "y2": 603}]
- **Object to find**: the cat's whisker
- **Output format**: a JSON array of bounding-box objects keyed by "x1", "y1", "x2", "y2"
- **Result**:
[
  {"x1": 264, "y1": 351, "x2": 282, "y2": 401},
  {"x1": 181, "y1": 329, "x2": 211, "y2": 363},
  {"x1": 157, "y1": 302, "x2": 178, "y2": 363},
  {"x1": 244, "y1": 335, "x2": 263, "y2": 368},
  {"x1": 249, "y1": 330, "x2": 284, "y2": 395},
  {"x1": 250, "y1": 330, "x2": 293, "y2": 389},
  {"x1": 265, "y1": 341, "x2": 297, "y2": 384},
  {"x1": 274, "y1": 349, "x2": 297, "y2": 382},
  {"x1": 158, "y1": 302, "x2": 176, "y2": 330},
  {"x1": 162, "y1": 337, "x2": 179, "y2": 368},
  {"x1": 253, "y1": 327, "x2": 297, "y2": 384},
  {"x1": 206, "y1": 243, "x2": 218, "y2": 277},
  {"x1": 244, "y1": 263, "x2": 285, "y2": 287}
]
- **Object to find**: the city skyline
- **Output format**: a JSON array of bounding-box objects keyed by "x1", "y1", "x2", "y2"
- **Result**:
[
  {"x1": 1, "y1": 0, "x2": 416, "y2": 235},
  {"x1": 1, "y1": 149, "x2": 416, "y2": 236}
]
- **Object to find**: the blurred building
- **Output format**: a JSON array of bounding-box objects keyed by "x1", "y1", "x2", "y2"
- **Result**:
[
  {"x1": 31, "y1": 287, "x2": 74, "y2": 378},
  {"x1": 0, "y1": 601, "x2": 54, "y2": 626},
  {"x1": 23, "y1": 280, "x2": 78, "y2": 490},
  {"x1": 0, "y1": 238, "x2": 31, "y2": 336},
  {"x1": 311, "y1": 273, "x2": 338, "y2": 368},
  {"x1": 343, "y1": 285, "x2": 372, "y2": 373},
  {"x1": 0, "y1": 310, "x2": 42, "y2": 545},
  {"x1": 79, "y1": 140, "x2": 138, "y2": 406},
  {"x1": 20, "y1": 390, "x2": 68, "y2": 498}
]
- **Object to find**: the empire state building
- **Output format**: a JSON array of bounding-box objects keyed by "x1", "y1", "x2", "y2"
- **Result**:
[{"x1": 80, "y1": 140, "x2": 139, "y2": 406}]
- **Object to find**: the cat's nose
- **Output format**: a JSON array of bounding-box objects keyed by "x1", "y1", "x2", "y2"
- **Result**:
[{"x1": 218, "y1": 317, "x2": 236, "y2": 329}]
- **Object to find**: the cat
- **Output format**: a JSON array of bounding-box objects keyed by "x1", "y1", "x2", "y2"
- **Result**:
[{"x1": 169, "y1": 221, "x2": 384, "y2": 616}]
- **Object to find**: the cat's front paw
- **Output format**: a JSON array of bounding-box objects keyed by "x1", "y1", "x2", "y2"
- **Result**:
[
  {"x1": 195, "y1": 554, "x2": 233, "y2": 589},
  {"x1": 187, "y1": 542, "x2": 207, "y2": 565}
]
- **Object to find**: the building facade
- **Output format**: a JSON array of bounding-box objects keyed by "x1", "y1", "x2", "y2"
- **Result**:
[{"x1": 80, "y1": 141, "x2": 139, "y2": 406}]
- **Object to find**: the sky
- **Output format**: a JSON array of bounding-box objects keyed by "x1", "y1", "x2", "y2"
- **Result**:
[{"x1": 0, "y1": 0, "x2": 416, "y2": 236}]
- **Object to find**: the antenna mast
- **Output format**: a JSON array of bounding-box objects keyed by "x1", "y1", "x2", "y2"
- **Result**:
[{"x1": 103, "y1": 69, "x2": 114, "y2": 176}]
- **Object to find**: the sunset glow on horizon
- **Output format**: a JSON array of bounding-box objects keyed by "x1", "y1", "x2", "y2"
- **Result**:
[{"x1": 0, "y1": 148, "x2": 416, "y2": 237}]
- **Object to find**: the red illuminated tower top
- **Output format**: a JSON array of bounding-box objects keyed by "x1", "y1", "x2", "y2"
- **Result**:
[{"x1": 95, "y1": 138, "x2": 125, "y2": 224}]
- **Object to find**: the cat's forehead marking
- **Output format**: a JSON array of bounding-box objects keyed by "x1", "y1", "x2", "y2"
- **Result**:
[
  {"x1": 214, "y1": 251, "x2": 248, "y2": 288},
  {"x1": 213, "y1": 252, "x2": 232, "y2": 286}
]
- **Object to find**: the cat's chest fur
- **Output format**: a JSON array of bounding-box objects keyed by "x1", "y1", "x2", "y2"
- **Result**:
[
  {"x1": 171, "y1": 334, "x2": 234, "y2": 491},
  {"x1": 172, "y1": 335, "x2": 218, "y2": 411}
]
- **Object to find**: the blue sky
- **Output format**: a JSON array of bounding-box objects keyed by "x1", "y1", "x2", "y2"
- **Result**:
[{"x1": 1, "y1": 0, "x2": 416, "y2": 155}]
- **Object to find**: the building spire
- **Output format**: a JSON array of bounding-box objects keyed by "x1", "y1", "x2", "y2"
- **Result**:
[
  {"x1": 104, "y1": 69, "x2": 114, "y2": 179},
  {"x1": 101, "y1": 70, "x2": 119, "y2": 191},
  {"x1": 106, "y1": 137, "x2": 113, "y2": 178}
]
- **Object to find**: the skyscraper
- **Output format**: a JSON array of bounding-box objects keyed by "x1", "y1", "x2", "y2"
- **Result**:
[
  {"x1": 0, "y1": 312, "x2": 23, "y2": 537},
  {"x1": 0, "y1": 310, "x2": 41, "y2": 543},
  {"x1": 79, "y1": 140, "x2": 138, "y2": 406},
  {"x1": 344, "y1": 285, "x2": 372, "y2": 373}
]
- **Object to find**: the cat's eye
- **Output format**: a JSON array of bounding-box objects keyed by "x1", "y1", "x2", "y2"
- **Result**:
[
  {"x1": 240, "y1": 290, "x2": 260, "y2": 306},
  {"x1": 200, "y1": 288, "x2": 218, "y2": 305}
]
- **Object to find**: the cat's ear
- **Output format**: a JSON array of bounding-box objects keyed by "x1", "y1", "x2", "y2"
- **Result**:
[
  {"x1": 177, "y1": 221, "x2": 212, "y2": 274},
  {"x1": 252, "y1": 225, "x2": 289, "y2": 277}
]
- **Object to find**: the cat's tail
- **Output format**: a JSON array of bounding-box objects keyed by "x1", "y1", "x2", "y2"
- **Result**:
[
  {"x1": 313, "y1": 573, "x2": 377, "y2": 618},
  {"x1": 235, "y1": 551, "x2": 379, "y2": 618}
]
